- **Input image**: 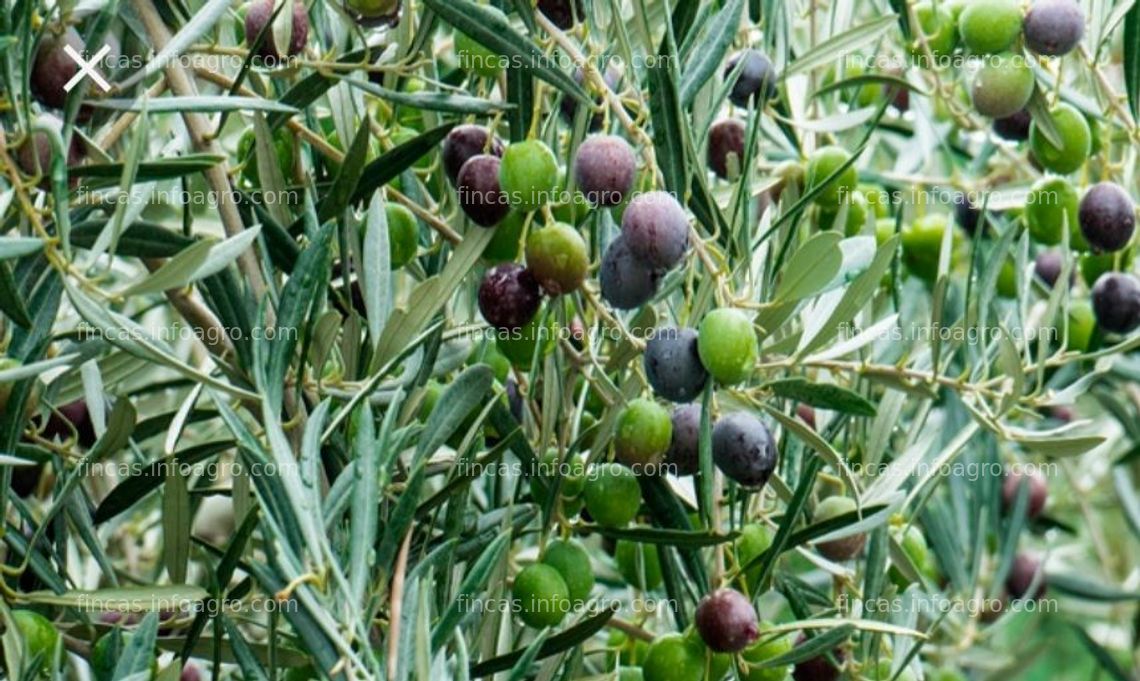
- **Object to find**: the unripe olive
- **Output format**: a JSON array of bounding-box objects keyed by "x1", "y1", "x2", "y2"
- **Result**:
[
  {"x1": 697, "y1": 308, "x2": 758, "y2": 385},
  {"x1": 908, "y1": 3, "x2": 959, "y2": 58},
  {"x1": 583, "y1": 463, "x2": 641, "y2": 527},
  {"x1": 525, "y1": 222, "x2": 588, "y2": 296},
  {"x1": 805, "y1": 146, "x2": 858, "y2": 208},
  {"x1": 958, "y1": 0, "x2": 1023, "y2": 54},
  {"x1": 500, "y1": 140, "x2": 561, "y2": 212},
  {"x1": 542, "y1": 539, "x2": 594, "y2": 605},
  {"x1": 1029, "y1": 103, "x2": 1092, "y2": 174},
  {"x1": 512, "y1": 563, "x2": 571, "y2": 628},
  {"x1": 970, "y1": 52, "x2": 1035, "y2": 119},
  {"x1": 615, "y1": 398, "x2": 673, "y2": 467},
  {"x1": 1025, "y1": 176, "x2": 1082, "y2": 247}
]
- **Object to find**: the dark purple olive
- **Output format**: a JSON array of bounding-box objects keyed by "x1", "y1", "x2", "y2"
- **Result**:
[
  {"x1": 443, "y1": 125, "x2": 504, "y2": 186},
  {"x1": 574, "y1": 135, "x2": 637, "y2": 207},
  {"x1": 792, "y1": 634, "x2": 845, "y2": 681},
  {"x1": 694, "y1": 588, "x2": 760, "y2": 653},
  {"x1": 993, "y1": 109, "x2": 1032, "y2": 141},
  {"x1": 1023, "y1": 0, "x2": 1085, "y2": 57},
  {"x1": 1079, "y1": 182, "x2": 1135, "y2": 253},
  {"x1": 708, "y1": 119, "x2": 747, "y2": 180},
  {"x1": 1034, "y1": 251, "x2": 1067, "y2": 288},
  {"x1": 643, "y1": 327, "x2": 708, "y2": 403},
  {"x1": 599, "y1": 236, "x2": 662, "y2": 310},
  {"x1": 478, "y1": 263, "x2": 542, "y2": 330},
  {"x1": 621, "y1": 191, "x2": 690, "y2": 270},
  {"x1": 712, "y1": 412, "x2": 778, "y2": 489},
  {"x1": 665, "y1": 404, "x2": 702, "y2": 476},
  {"x1": 457, "y1": 155, "x2": 510, "y2": 227},
  {"x1": 1091, "y1": 272, "x2": 1140, "y2": 334},
  {"x1": 725, "y1": 49, "x2": 778, "y2": 107}
]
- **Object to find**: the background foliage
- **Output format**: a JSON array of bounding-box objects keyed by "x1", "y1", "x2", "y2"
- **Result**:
[{"x1": 0, "y1": 0, "x2": 1139, "y2": 679}]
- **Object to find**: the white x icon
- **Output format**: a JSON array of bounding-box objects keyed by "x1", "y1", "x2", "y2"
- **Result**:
[{"x1": 62, "y1": 43, "x2": 112, "y2": 93}]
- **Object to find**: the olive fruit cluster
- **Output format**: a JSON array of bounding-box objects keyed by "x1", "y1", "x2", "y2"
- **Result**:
[
  {"x1": 601, "y1": 191, "x2": 690, "y2": 309},
  {"x1": 954, "y1": 0, "x2": 1086, "y2": 138},
  {"x1": 511, "y1": 538, "x2": 594, "y2": 628}
]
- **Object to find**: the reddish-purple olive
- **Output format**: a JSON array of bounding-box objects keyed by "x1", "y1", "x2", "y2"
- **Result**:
[{"x1": 694, "y1": 588, "x2": 760, "y2": 653}]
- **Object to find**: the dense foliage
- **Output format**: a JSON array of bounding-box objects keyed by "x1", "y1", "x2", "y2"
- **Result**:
[{"x1": 1, "y1": 0, "x2": 1139, "y2": 679}]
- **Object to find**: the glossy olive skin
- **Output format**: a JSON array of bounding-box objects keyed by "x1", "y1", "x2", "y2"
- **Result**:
[
  {"x1": 622, "y1": 191, "x2": 690, "y2": 270},
  {"x1": 644, "y1": 327, "x2": 709, "y2": 403},
  {"x1": 958, "y1": 0, "x2": 1022, "y2": 54},
  {"x1": 1026, "y1": 176, "x2": 1081, "y2": 247},
  {"x1": 1024, "y1": 0, "x2": 1085, "y2": 56},
  {"x1": 1001, "y1": 468, "x2": 1048, "y2": 518},
  {"x1": 642, "y1": 633, "x2": 706, "y2": 681},
  {"x1": 901, "y1": 213, "x2": 962, "y2": 281},
  {"x1": 738, "y1": 623, "x2": 794, "y2": 681},
  {"x1": 525, "y1": 222, "x2": 589, "y2": 296},
  {"x1": 574, "y1": 135, "x2": 637, "y2": 207},
  {"x1": 970, "y1": 52, "x2": 1034, "y2": 119},
  {"x1": 694, "y1": 588, "x2": 760, "y2": 653},
  {"x1": 477, "y1": 263, "x2": 542, "y2": 330},
  {"x1": 993, "y1": 109, "x2": 1033, "y2": 141},
  {"x1": 583, "y1": 463, "x2": 641, "y2": 527},
  {"x1": 1079, "y1": 182, "x2": 1136, "y2": 253},
  {"x1": 442, "y1": 125, "x2": 504, "y2": 185},
  {"x1": 725, "y1": 50, "x2": 778, "y2": 107},
  {"x1": 1029, "y1": 103, "x2": 1092, "y2": 174},
  {"x1": 500, "y1": 140, "x2": 561, "y2": 212},
  {"x1": 909, "y1": 3, "x2": 958, "y2": 57},
  {"x1": 805, "y1": 146, "x2": 858, "y2": 208},
  {"x1": 600, "y1": 236, "x2": 662, "y2": 309},
  {"x1": 1091, "y1": 272, "x2": 1140, "y2": 334},
  {"x1": 1065, "y1": 299, "x2": 1096, "y2": 352},
  {"x1": 697, "y1": 309, "x2": 758, "y2": 386},
  {"x1": 615, "y1": 398, "x2": 673, "y2": 467},
  {"x1": 712, "y1": 413, "x2": 778, "y2": 489},
  {"x1": 708, "y1": 119, "x2": 747, "y2": 180},
  {"x1": 1034, "y1": 251, "x2": 1068, "y2": 288},
  {"x1": 542, "y1": 539, "x2": 594, "y2": 605},
  {"x1": 457, "y1": 155, "x2": 510, "y2": 227},
  {"x1": 512, "y1": 563, "x2": 571, "y2": 628},
  {"x1": 665, "y1": 403, "x2": 703, "y2": 476}
]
